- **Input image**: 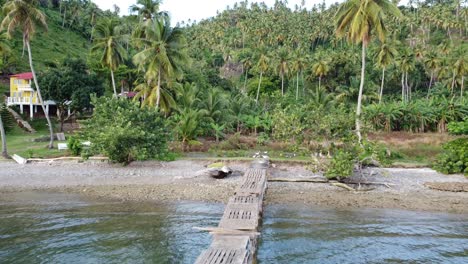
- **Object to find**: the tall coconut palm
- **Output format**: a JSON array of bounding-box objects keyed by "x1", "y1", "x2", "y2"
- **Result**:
[
  {"x1": 275, "y1": 48, "x2": 290, "y2": 96},
  {"x1": 375, "y1": 42, "x2": 397, "y2": 104},
  {"x1": 291, "y1": 53, "x2": 306, "y2": 100},
  {"x1": 133, "y1": 16, "x2": 189, "y2": 109},
  {"x1": 423, "y1": 50, "x2": 441, "y2": 98},
  {"x1": 255, "y1": 53, "x2": 269, "y2": 104},
  {"x1": 335, "y1": 0, "x2": 401, "y2": 143},
  {"x1": 130, "y1": 0, "x2": 163, "y2": 21},
  {"x1": 91, "y1": 18, "x2": 127, "y2": 97},
  {"x1": 1, "y1": 0, "x2": 55, "y2": 149},
  {"x1": 312, "y1": 59, "x2": 330, "y2": 91}
]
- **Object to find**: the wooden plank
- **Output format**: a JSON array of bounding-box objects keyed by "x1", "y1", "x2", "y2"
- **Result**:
[{"x1": 196, "y1": 160, "x2": 268, "y2": 264}]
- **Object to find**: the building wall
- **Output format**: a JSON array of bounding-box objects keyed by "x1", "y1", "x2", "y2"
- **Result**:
[{"x1": 10, "y1": 77, "x2": 37, "y2": 103}]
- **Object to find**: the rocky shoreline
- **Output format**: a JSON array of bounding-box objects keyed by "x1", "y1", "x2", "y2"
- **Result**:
[{"x1": 0, "y1": 160, "x2": 467, "y2": 214}]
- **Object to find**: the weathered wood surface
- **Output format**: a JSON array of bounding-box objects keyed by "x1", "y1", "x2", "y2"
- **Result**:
[{"x1": 195, "y1": 159, "x2": 268, "y2": 264}]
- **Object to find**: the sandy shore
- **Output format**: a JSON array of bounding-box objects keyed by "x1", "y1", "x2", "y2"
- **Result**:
[{"x1": 0, "y1": 159, "x2": 467, "y2": 213}]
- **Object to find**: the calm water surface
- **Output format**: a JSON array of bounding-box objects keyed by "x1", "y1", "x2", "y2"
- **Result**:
[{"x1": 0, "y1": 192, "x2": 467, "y2": 264}]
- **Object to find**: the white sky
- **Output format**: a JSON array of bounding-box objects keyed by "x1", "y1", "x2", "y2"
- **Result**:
[{"x1": 94, "y1": 0, "x2": 341, "y2": 24}]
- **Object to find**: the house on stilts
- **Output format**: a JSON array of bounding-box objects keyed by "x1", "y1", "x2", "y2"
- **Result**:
[{"x1": 5, "y1": 72, "x2": 56, "y2": 119}]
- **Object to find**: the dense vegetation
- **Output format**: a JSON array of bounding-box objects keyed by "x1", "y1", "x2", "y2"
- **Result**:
[{"x1": 0, "y1": 0, "x2": 466, "y2": 170}]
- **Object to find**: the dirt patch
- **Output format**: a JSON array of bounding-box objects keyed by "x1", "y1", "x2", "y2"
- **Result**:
[{"x1": 0, "y1": 160, "x2": 467, "y2": 214}]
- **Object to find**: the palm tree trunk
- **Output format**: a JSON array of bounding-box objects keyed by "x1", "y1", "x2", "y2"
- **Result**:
[
  {"x1": 461, "y1": 75, "x2": 464, "y2": 97},
  {"x1": 156, "y1": 67, "x2": 161, "y2": 108},
  {"x1": 62, "y1": 6, "x2": 67, "y2": 28},
  {"x1": 27, "y1": 41, "x2": 54, "y2": 149},
  {"x1": 0, "y1": 114, "x2": 8, "y2": 158},
  {"x1": 401, "y1": 73, "x2": 405, "y2": 102},
  {"x1": 427, "y1": 71, "x2": 434, "y2": 99},
  {"x1": 451, "y1": 72, "x2": 456, "y2": 94},
  {"x1": 318, "y1": 76, "x2": 321, "y2": 90},
  {"x1": 356, "y1": 44, "x2": 366, "y2": 144},
  {"x1": 406, "y1": 72, "x2": 410, "y2": 101},
  {"x1": 281, "y1": 73, "x2": 284, "y2": 96},
  {"x1": 110, "y1": 69, "x2": 117, "y2": 97},
  {"x1": 256, "y1": 71, "x2": 263, "y2": 105},
  {"x1": 243, "y1": 68, "x2": 248, "y2": 94},
  {"x1": 379, "y1": 68, "x2": 385, "y2": 104},
  {"x1": 296, "y1": 72, "x2": 299, "y2": 101}
]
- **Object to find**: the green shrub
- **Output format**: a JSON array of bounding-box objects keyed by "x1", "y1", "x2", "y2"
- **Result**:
[
  {"x1": 448, "y1": 119, "x2": 468, "y2": 135},
  {"x1": 81, "y1": 97, "x2": 170, "y2": 165},
  {"x1": 67, "y1": 136, "x2": 82, "y2": 156},
  {"x1": 434, "y1": 138, "x2": 468, "y2": 175},
  {"x1": 325, "y1": 150, "x2": 355, "y2": 180},
  {"x1": 256, "y1": 132, "x2": 270, "y2": 146}
]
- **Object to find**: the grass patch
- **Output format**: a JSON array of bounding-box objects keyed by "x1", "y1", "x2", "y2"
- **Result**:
[{"x1": 1, "y1": 118, "x2": 70, "y2": 160}]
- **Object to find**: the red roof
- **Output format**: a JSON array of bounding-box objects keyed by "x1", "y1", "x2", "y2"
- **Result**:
[{"x1": 11, "y1": 72, "x2": 33, "y2": 80}]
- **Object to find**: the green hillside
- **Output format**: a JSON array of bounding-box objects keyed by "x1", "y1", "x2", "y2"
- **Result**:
[{"x1": 8, "y1": 8, "x2": 89, "y2": 73}]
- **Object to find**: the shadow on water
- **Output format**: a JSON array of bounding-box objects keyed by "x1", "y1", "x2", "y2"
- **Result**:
[
  {"x1": 0, "y1": 192, "x2": 223, "y2": 264},
  {"x1": 258, "y1": 204, "x2": 468, "y2": 264}
]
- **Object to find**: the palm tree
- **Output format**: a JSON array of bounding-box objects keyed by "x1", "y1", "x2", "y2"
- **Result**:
[
  {"x1": 275, "y1": 48, "x2": 290, "y2": 96},
  {"x1": 1, "y1": 0, "x2": 55, "y2": 149},
  {"x1": 375, "y1": 42, "x2": 397, "y2": 104},
  {"x1": 130, "y1": 0, "x2": 163, "y2": 21},
  {"x1": 91, "y1": 18, "x2": 127, "y2": 97},
  {"x1": 133, "y1": 17, "x2": 188, "y2": 108},
  {"x1": 423, "y1": 50, "x2": 441, "y2": 98},
  {"x1": 241, "y1": 56, "x2": 252, "y2": 94},
  {"x1": 335, "y1": 0, "x2": 401, "y2": 143},
  {"x1": 291, "y1": 54, "x2": 306, "y2": 100},
  {"x1": 312, "y1": 59, "x2": 330, "y2": 91},
  {"x1": 255, "y1": 53, "x2": 269, "y2": 104},
  {"x1": 397, "y1": 48, "x2": 415, "y2": 102}
]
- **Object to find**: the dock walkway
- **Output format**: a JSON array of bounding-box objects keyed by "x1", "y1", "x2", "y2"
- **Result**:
[{"x1": 195, "y1": 159, "x2": 268, "y2": 264}]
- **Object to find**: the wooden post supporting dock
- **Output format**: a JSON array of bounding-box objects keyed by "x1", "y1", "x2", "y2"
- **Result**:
[{"x1": 195, "y1": 159, "x2": 269, "y2": 264}]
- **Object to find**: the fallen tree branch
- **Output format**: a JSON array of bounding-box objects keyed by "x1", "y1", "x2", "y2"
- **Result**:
[
  {"x1": 331, "y1": 182, "x2": 355, "y2": 191},
  {"x1": 269, "y1": 177, "x2": 328, "y2": 183}
]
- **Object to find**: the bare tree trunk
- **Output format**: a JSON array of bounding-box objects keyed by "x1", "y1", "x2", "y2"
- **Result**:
[
  {"x1": 379, "y1": 68, "x2": 385, "y2": 104},
  {"x1": 356, "y1": 44, "x2": 366, "y2": 144},
  {"x1": 110, "y1": 69, "x2": 117, "y2": 97},
  {"x1": 27, "y1": 41, "x2": 54, "y2": 149},
  {"x1": 0, "y1": 113, "x2": 8, "y2": 158},
  {"x1": 256, "y1": 71, "x2": 263, "y2": 105}
]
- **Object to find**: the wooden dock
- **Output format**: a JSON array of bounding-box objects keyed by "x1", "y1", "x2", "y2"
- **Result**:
[{"x1": 195, "y1": 159, "x2": 269, "y2": 264}]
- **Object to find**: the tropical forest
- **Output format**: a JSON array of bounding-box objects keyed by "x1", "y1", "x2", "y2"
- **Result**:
[{"x1": 0, "y1": 0, "x2": 467, "y2": 263}]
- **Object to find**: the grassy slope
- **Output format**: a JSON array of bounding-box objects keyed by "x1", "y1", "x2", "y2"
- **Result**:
[{"x1": 10, "y1": 8, "x2": 89, "y2": 73}]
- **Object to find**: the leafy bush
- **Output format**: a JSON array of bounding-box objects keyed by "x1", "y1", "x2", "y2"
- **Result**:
[
  {"x1": 434, "y1": 138, "x2": 468, "y2": 175},
  {"x1": 448, "y1": 119, "x2": 468, "y2": 135},
  {"x1": 67, "y1": 136, "x2": 82, "y2": 156},
  {"x1": 81, "y1": 97, "x2": 170, "y2": 164},
  {"x1": 325, "y1": 150, "x2": 355, "y2": 180}
]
